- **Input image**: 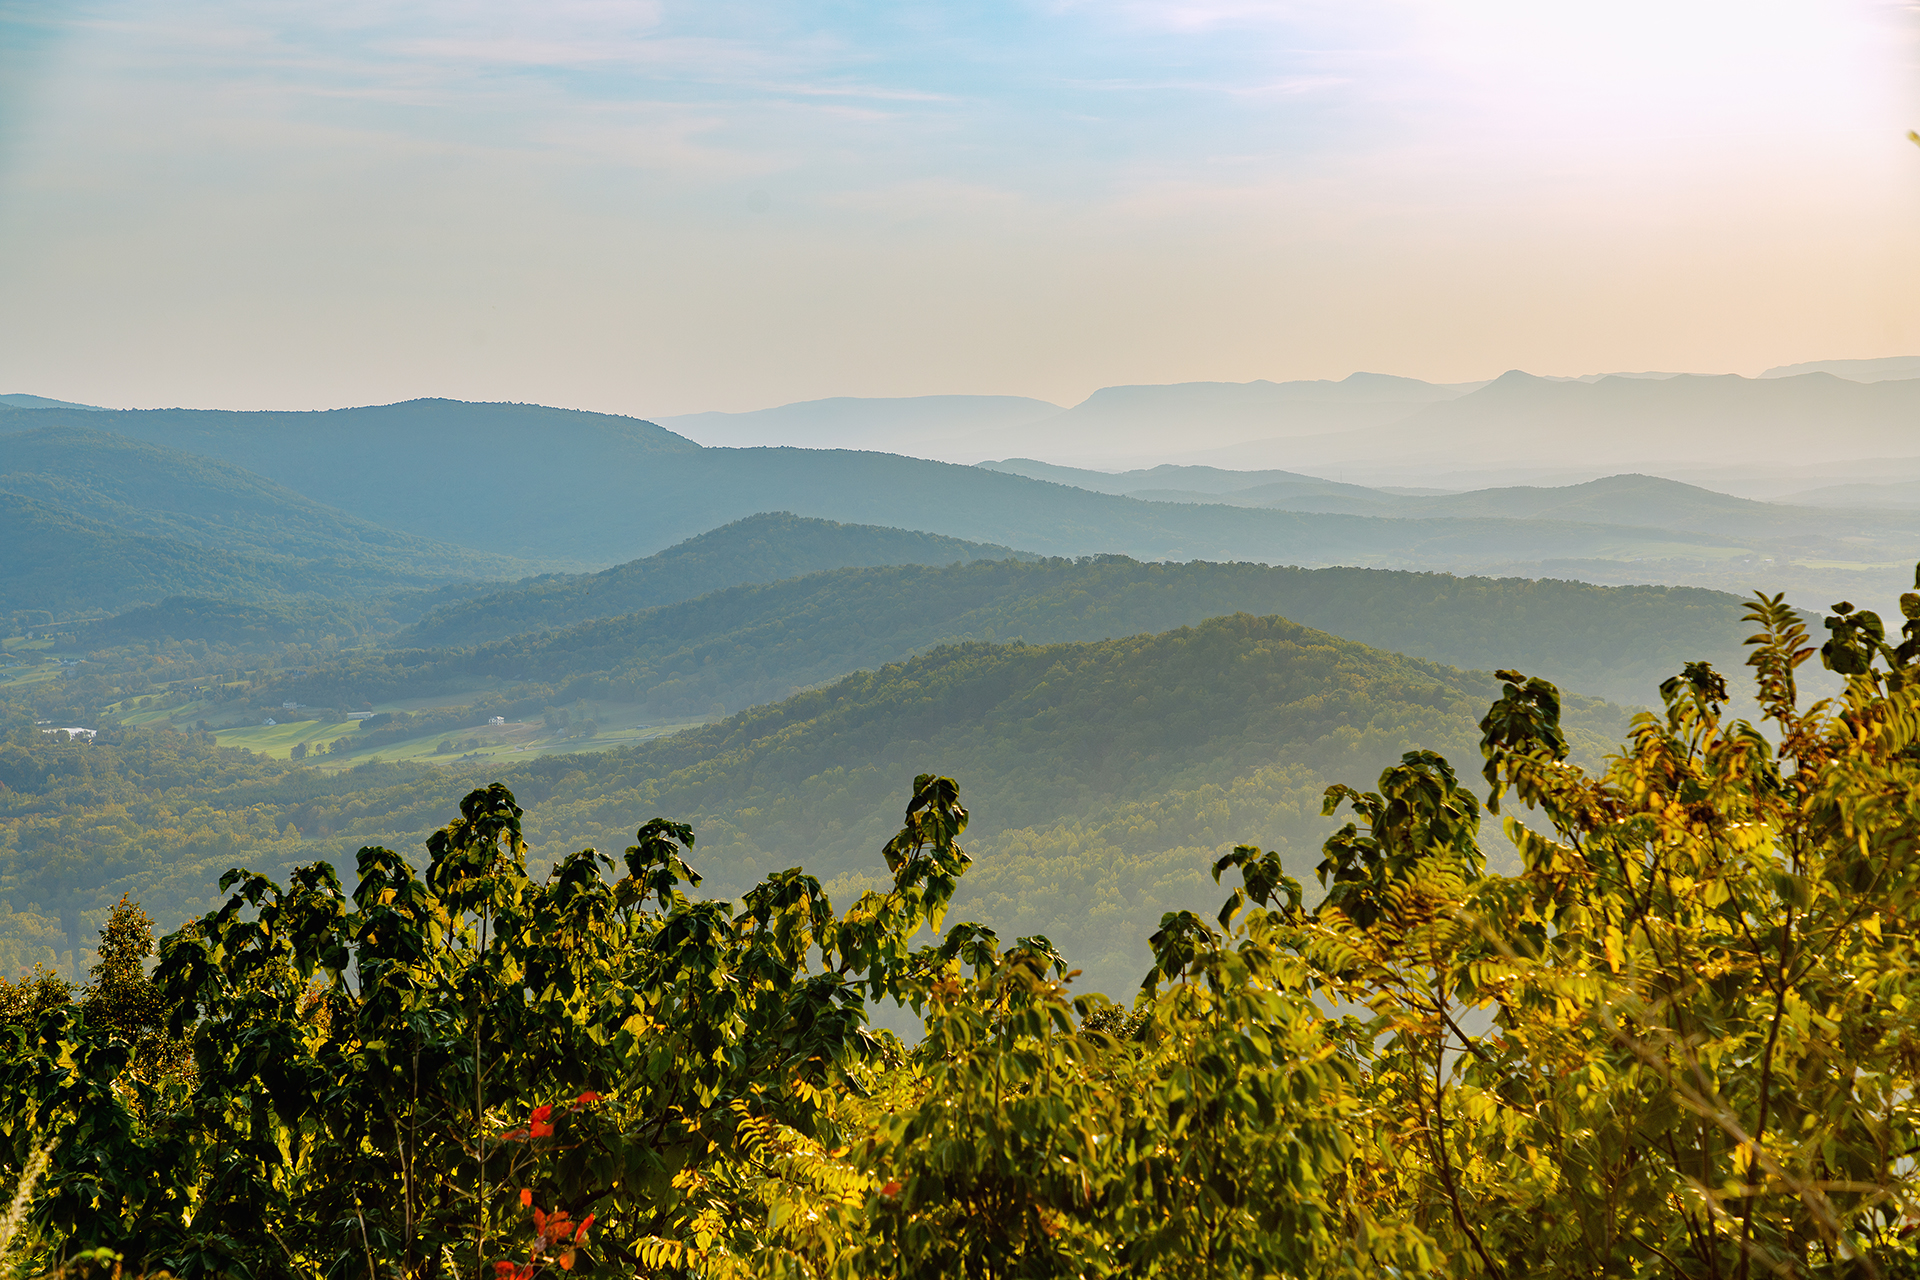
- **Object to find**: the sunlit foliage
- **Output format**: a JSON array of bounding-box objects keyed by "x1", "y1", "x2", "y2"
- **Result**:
[{"x1": 1, "y1": 582, "x2": 1918, "y2": 1277}]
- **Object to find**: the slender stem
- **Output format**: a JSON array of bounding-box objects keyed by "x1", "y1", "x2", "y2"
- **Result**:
[
  {"x1": 1736, "y1": 898, "x2": 1794, "y2": 1280},
  {"x1": 1426, "y1": 977, "x2": 1504, "y2": 1280},
  {"x1": 357, "y1": 1204, "x2": 378, "y2": 1280},
  {"x1": 476, "y1": 909, "x2": 489, "y2": 1268}
]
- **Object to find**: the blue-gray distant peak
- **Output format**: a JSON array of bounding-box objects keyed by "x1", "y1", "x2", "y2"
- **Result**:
[
  {"x1": 657, "y1": 394, "x2": 1062, "y2": 453},
  {"x1": 0, "y1": 393, "x2": 110, "y2": 411},
  {"x1": 1760, "y1": 356, "x2": 1920, "y2": 383},
  {"x1": 1065, "y1": 373, "x2": 1475, "y2": 411}
]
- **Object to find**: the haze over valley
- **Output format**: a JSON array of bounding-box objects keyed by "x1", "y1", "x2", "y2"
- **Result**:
[
  {"x1": 9, "y1": 0, "x2": 1920, "y2": 1266},
  {"x1": 2, "y1": 351, "x2": 1911, "y2": 990}
]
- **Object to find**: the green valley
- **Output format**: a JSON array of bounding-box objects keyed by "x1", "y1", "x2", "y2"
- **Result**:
[{"x1": 0, "y1": 613, "x2": 1632, "y2": 995}]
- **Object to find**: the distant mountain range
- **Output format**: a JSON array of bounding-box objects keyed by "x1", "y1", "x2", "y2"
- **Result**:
[
  {"x1": 19, "y1": 358, "x2": 1920, "y2": 483},
  {"x1": 656, "y1": 373, "x2": 1483, "y2": 465},
  {"x1": 654, "y1": 365, "x2": 1920, "y2": 495},
  {"x1": 1760, "y1": 356, "x2": 1920, "y2": 382},
  {"x1": 5, "y1": 390, "x2": 1912, "y2": 613},
  {"x1": 981, "y1": 467, "x2": 1918, "y2": 544},
  {"x1": 1262, "y1": 371, "x2": 1920, "y2": 478},
  {"x1": 658, "y1": 395, "x2": 1062, "y2": 454},
  {"x1": 0, "y1": 393, "x2": 108, "y2": 411}
]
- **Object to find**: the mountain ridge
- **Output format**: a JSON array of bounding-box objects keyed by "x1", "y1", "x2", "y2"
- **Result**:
[
  {"x1": 400, "y1": 512, "x2": 1036, "y2": 648},
  {"x1": 281, "y1": 553, "x2": 1759, "y2": 713}
]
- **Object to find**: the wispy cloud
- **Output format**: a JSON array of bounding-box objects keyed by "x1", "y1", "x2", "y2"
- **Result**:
[{"x1": 1, "y1": 0, "x2": 1913, "y2": 414}]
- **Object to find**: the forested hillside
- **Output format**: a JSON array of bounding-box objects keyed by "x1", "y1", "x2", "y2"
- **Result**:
[
  {"x1": 283, "y1": 554, "x2": 1754, "y2": 712},
  {"x1": 0, "y1": 424, "x2": 550, "y2": 619},
  {"x1": 70, "y1": 597, "x2": 350, "y2": 649},
  {"x1": 0, "y1": 614, "x2": 1630, "y2": 993},
  {"x1": 402, "y1": 512, "x2": 1033, "y2": 647},
  {"x1": 0, "y1": 425, "x2": 535, "y2": 577},
  {"x1": 0, "y1": 492, "x2": 462, "y2": 618}
]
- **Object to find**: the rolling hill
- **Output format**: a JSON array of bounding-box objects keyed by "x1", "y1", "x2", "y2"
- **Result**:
[
  {"x1": 0, "y1": 491, "x2": 426, "y2": 617},
  {"x1": 0, "y1": 425, "x2": 539, "y2": 580},
  {"x1": 0, "y1": 399, "x2": 699, "y2": 563},
  {"x1": 1773, "y1": 480, "x2": 1920, "y2": 510},
  {"x1": 401, "y1": 512, "x2": 1036, "y2": 648},
  {"x1": 0, "y1": 394, "x2": 107, "y2": 411},
  {"x1": 0, "y1": 614, "x2": 1633, "y2": 993},
  {"x1": 1092, "y1": 471, "x2": 1918, "y2": 543},
  {"x1": 276, "y1": 554, "x2": 1757, "y2": 713},
  {"x1": 976, "y1": 459, "x2": 1396, "y2": 500}
]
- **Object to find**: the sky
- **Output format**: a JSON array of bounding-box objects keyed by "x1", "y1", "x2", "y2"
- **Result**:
[{"x1": 1, "y1": 0, "x2": 1916, "y2": 416}]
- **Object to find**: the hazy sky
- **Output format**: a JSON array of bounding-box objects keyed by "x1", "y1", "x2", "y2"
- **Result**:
[{"x1": 1, "y1": 0, "x2": 1915, "y2": 415}]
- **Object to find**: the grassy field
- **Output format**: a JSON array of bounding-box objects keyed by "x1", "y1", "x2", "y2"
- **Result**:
[
  {"x1": 211, "y1": 711, "x2": 713, "y2": 765},
  {"x1": 212, "y1": 718, "x2": 364, "y2": 760},
  {"x1": 0, "y1": 637, "x2": 62, "y2": 692},
  {"x1": 1603, "y1": 540, "x2": 1759, "y2": 562},
  {"x1": 1793, "y1": 557, "x2": 1914, "y2": 571},
  {"x1": 114, "y1": 701, "x2": 216, "y2": 727}
]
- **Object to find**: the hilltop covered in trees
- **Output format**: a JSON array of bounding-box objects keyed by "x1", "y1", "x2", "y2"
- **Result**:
[{"x1": 278, "y1": 554, "x2": 1753, "y2": 715}]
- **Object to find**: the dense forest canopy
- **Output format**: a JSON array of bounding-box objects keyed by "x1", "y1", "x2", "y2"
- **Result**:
[{"x1": 277, "y1": 553, "x2": 1759, "y2": 713}]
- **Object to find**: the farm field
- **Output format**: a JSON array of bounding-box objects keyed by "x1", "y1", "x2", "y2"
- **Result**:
[{"x1": 210, "y1": 708, "x2": 712, "y2": 763}]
